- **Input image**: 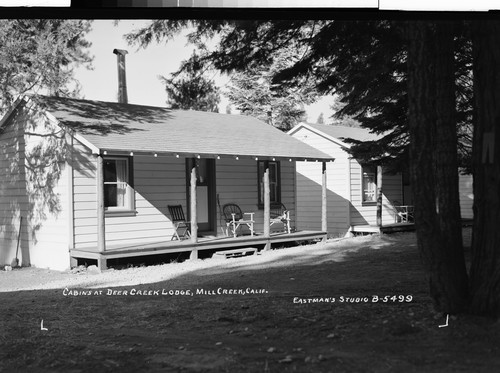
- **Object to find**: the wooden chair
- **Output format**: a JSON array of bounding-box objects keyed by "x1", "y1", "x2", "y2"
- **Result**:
[
  {"x1": 270, "y1": 203, "x2": 292, "y2": 234},
  {"x1": 168, "y1": 205, "x2": 191, "y2": 240},
  {"x1": 392, "y1": 201, "x2": 414, "y2": 223},
  {"x1": 222, "y1": 203, "x2": 255, "y2": 238}
]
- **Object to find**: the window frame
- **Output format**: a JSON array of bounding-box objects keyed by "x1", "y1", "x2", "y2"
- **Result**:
[
  {"x1": 103, "y1": 156, "x2": 135, "y2": 215},
  {"x1": 361, "y1": 165, "x2": 377, "y2": 205},
  {"x1": 257, "y1": 160, "x2": 281, "y2": 209}
]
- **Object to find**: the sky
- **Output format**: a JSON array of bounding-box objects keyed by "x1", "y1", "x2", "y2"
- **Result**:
[{"x1": 73, "y1": 20, "x2": 334, "y2": 123}]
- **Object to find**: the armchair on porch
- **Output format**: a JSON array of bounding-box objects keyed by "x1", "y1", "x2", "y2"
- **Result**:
[
  {"x1": 168, "y1": 205, "x2": 191, "y2": 240},
  {"x1": 392, "y1": 201, "x2": 414, "y2": 223},
  {"x1": 270, "y1": 203, "x2": 292, "y2": 234},
  {"x1": 222, "y1": 203, "x2": 255, "y2": 238}
]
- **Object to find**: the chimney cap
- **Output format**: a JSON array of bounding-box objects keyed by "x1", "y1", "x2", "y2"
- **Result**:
[{"x1": 113, "y1": 49, "x2": 128, "y2": 56}]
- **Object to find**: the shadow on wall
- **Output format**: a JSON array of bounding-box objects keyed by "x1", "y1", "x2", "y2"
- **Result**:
[
  {"x1": 0, "y1": 102, "x2": 95, "y2": 266},
  {"x1": 0, "y1": 106, "x2": 30, "y2": 266},
  {"x1": 296, "y1": 172, "x2": 368, "y2": 236},
  {"x1": 349, "y1": 199, "x2": 400, "y2": 226},
  {"x1": 296, "y1": 171, "x2": 404, "y2": 233}
]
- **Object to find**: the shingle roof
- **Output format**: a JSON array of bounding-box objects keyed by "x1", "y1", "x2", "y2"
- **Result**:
[
  {"x1": 30, "y1": 96, "x2": 333, "y2": 162},
  {"x1": 305, "y1": 123, "x2": 381, "y2": 142}
]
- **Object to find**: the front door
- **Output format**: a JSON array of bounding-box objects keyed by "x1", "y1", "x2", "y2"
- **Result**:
[{"x1": 186, "y1": 158, "x2": 216, "y2": 233}]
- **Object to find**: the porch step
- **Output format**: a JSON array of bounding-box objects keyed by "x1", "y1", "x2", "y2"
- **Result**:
[{"x1": 212, "y1": 247, "x2": 258, "y2": 259}]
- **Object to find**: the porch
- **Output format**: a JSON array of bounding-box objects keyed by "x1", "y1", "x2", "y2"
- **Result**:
[
  {"x1": 351, "y1": 222, "x2": 416, "y2": 234},
  {"x1": 351, "y1": 218, "x2": 474, "y2": 235},
  {"x1": 70, "y1": 230, "x2": 327, "y2": 269}
]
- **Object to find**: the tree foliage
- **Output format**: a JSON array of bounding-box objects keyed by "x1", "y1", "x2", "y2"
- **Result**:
[
  {"x1": 0, "y1": 19, "x2": 93, "y2": 112},
  {"x1": 329, "y1": 97, "x2": 361, "y2": 128},
  {"x1": 160, "y1": 52, "x2": 220, "y2": 112},
  {"x1": 127, "y1": 20, "x2": 474, "y2": 172},
  {"x1": 226, "y1": 45, "x2": 317, "y2": 131}
]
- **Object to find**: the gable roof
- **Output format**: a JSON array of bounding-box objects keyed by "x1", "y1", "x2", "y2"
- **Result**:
[
  {"x1": 23, "y1": 96, "x2": 333, "y2": 162},
  {"x1": 289, "y1": 122, "x2": 381, "y2": 148}
]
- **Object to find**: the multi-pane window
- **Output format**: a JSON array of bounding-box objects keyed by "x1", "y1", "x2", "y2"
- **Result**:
[
  {"x1": 104, "y1": 157, "x2": 133, "y2": 210},
  {"x1": 362, "y1": 165, "x2": 377, "y2": 203},
  {"x1": 258, "y1": 161, "x2": 280, "y2": 206}
]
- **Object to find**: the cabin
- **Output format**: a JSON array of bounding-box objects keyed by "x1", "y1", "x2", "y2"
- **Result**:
[
  {"x1": 0, "y1": 96, "x2": 334, "y2": 271},
  {"x1": 289, "y1": 123, "x2": 473, "y2": 237}
]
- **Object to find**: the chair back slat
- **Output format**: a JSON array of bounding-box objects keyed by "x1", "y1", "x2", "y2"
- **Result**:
[
  {"x1": 168, "y1": 205, "x2": 186, "y2": 222},
  {"x1": 392, "y1": 200, "x2": 405, "y2": 213},
  {"x1": 222, "y1": 203, "x2": 243, "y2": 221},
  {"x1": 270, "y1": 203, "x2": 287, "y2": 219}
]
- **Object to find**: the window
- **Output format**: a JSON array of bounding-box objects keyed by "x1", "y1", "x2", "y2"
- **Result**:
[
  {"x1": 362, "y1": 165, "x2": 377, "y2": 203},
  {"x1": 103, "y1": 157, "x2": 134, "y2": 211},
  {"x1": 258, "y1": 161, "x2": 280, "y2": 207}
]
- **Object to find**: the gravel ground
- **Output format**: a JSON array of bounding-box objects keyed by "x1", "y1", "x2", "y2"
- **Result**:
[
  {"x1": 0, "y1": 235, "x2": 376, "y2": 292},
  {"x1": 0, "y1": 227, "x2": 473, "y2": 293}
]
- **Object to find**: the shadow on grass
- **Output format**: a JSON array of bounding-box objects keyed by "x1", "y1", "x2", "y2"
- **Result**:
[{"x1": 1, "y1": 231, "x2": 498, "y2": 373}]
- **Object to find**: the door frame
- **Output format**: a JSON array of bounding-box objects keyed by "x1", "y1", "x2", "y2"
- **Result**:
[{"x1": 185, "y1": 158, "x2": 217, "y2": 234}]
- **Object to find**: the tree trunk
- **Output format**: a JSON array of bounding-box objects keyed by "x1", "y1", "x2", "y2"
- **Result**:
[
  {"x1": 469, "y1": 20, "x2": 500, "y2": 317},
  {"x1": 407, "y1": 21, "x2": 469, "y2": 313}
]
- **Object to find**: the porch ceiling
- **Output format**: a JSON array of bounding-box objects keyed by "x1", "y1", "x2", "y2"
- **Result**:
[{"x1": 30, "y1": 95, "x2": 334, "y2": 162}]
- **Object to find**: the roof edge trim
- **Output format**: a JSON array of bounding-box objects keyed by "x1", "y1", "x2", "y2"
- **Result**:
[
  {"x1": 26, "y1": 96, "x2": 101, "y2": 155},
  {"x1": 289, "y1": 122, "x2": 352, "y2": 149},
  {"x1": 0, "y1": 96, "x2": 26, "y2": 130},
  {"x1": 97, "y1": 148, "x2": 335, "y2": 163}
]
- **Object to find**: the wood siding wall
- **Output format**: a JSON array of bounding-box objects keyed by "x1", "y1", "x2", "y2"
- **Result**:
[
  {"x1": 72, "y1": 155, "x2": 296, "y2": 251},
  {"x1": 0, "y1": 106, "x2": 70, "y2": 270},
  {"x1": 71, "y1": 141, "x2": 97, "y2": 250},
  {"x1": 459, "y1": 174, "x2": 473, "y2": 219},
  {"x1": 292, "y1": 128, "x2": 350, "y2": 236},
  {"x1": 349, "y1": 160, "x2": 403, "y2": 226},
  {"x1": 291, "y1": 127, "x2": 403, "y2": 236},
  {"x1": 215, "y1": 158, "x2": 296, "y2": 234},
  {"x1": 73, "y1": 154, "x2": 186, "y2": 250}
]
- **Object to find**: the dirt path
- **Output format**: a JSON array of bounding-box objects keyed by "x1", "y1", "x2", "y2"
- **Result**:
[{"x1": 1, "y1": 231, "x2": 499, "y2": 372}]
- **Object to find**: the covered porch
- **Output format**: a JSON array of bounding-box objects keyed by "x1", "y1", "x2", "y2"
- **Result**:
[{"x1": 85, "y1": 151, "x2": 332, "y2": 270}]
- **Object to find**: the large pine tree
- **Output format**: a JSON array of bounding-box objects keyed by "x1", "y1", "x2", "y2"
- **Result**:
[
  {"x1": 226, "y1": 45, "x2": 317, "y2": 131},
  {"x1": 469, "y1": 20, "x2": 500, "y2": 317},
  {"x1": 407, "y1": 21, "x2": 469, "y2": 313},
  {"x1": 0, "y1": 19, "x2": 92, "y2": 112},
  {"x1": 161, "y1": 52, "x2": 220, "y2": 112}
]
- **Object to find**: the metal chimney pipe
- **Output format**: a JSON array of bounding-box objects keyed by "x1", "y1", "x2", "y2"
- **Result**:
[{"x1": 113, "y1": 49, "x2": 128, "y2": 104}]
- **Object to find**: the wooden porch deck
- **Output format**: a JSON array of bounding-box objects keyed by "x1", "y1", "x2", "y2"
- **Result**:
[
  {"x1": 351, "y1": 218, "x2": 474, "y2": 235},
  {"x1": 70, "y1": 230, "x2": 327, "y2": 269},
  {"x1": 351, "y1": 222, "x2": 416, "y2": 234}
]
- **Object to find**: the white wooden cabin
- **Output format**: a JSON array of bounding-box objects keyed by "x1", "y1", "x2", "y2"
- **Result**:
[
  {"x1": 0, "y1": 96, "x2": 333, "y2": 270},
  {"x1": 289, "y1": 123, "x2": 473, "y2": 237}
]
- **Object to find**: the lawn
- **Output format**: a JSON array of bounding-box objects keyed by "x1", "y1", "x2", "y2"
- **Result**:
[{"x1": 1, "y1": 230, "x2": 499, "y2": 372}]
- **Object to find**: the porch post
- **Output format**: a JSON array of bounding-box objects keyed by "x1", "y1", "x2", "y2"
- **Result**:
[
  {"x1": 96, "y1": 154, "x2": 106, "y2": 253},
  {"x1": 376, "y1": 165, "x2": 383, "y2": 227},
  {"x1": 321, "y1": 161, "x2": 328, "y2": 240},
  {"x1": 263, "y1": 161, "x2": 271, "y2": 251},
  {"x1": 190, "y1": 164, "x2": 198, "y2": 259}
]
